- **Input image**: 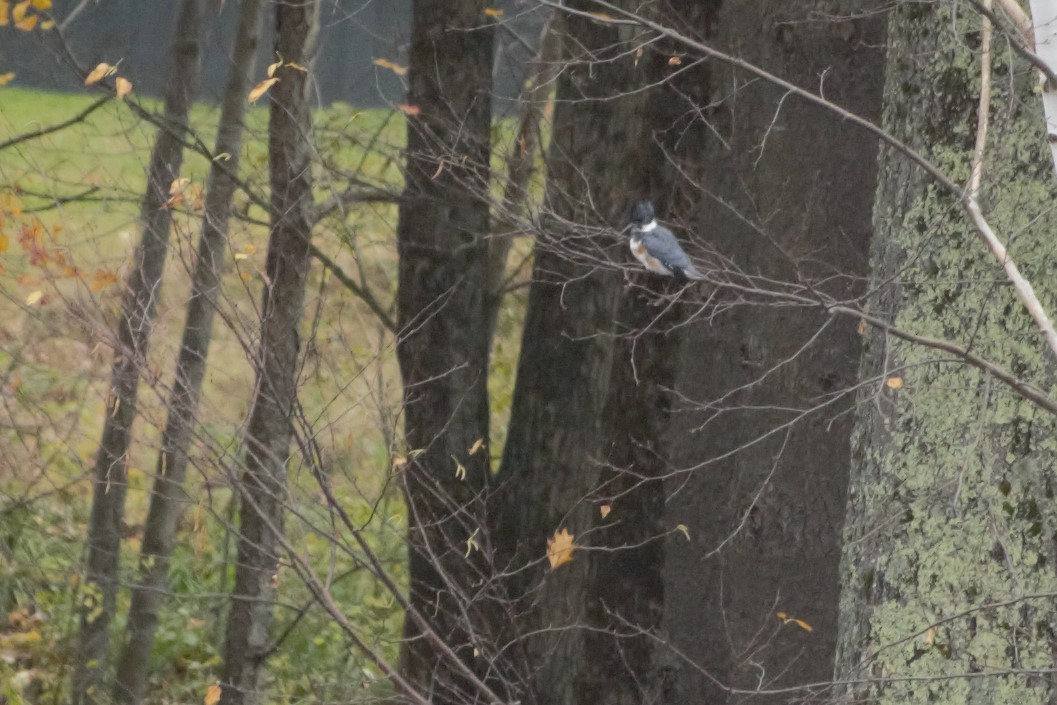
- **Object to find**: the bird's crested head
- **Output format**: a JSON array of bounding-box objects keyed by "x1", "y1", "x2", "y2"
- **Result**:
[{"x1": 629, "y1": 200, "x2": 655, "y2": 228}]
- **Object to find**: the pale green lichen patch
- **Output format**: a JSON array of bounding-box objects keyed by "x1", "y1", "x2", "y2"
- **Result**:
[{"x1": 837, "y1": 2, "x2": 1057, "y2": 703}]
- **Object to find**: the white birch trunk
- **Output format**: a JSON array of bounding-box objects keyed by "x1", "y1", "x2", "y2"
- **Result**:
[{"x1": 1028, "y1": 0, "x2": 1057, "y2": 175}]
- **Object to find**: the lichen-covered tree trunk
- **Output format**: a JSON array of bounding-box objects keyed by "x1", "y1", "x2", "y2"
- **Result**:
[
  {"x1": 659, "y1": 2, "x2": 885, "y2": 702},
  {"x1": 113, "y1": 2, "x2": 268, "y2": 702},
  {"x1": 492, "y1": 3, "x2": 648, "y2": 703},
  {"x1": 217, "y1": 3, "x2": 318, "y2": 704},
  {"x1": 836, "y1": 3, "x2": 1057, "y2": 703},
  {"x1": 73, "y1": 2, "x2": 206, "y2": 702},
  {"x1": 393, "y1": 1, "x2": 494, "y2": 702}
]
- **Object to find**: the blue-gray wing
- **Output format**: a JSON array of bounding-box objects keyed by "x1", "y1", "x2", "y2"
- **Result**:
[{"x1": 643, "y1": 226, "x2": 692, "y2": 269}]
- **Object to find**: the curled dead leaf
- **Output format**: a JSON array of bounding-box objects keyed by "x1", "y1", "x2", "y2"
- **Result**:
[
  {"x1": 468, "y1": 438, "x2": 484, "y2": 455},
  {"x1": 396, "y1": 104, "x2": 420, "y2": 116},
  {"x1": 373, "y1": 58, "x2": 407, "y2": 76},
  {"x1": 204, "y1": 682, "x2": 222, "y2": 705},
  {"x1": 776, "y1": 611, "x2": 813, "y2": 632},
  {"x1": 114, "y1": 76, "x2": 132, "y2": 99},
  {"x1": 599, "y1": 504, "x2": 612, "y2": 519},
  {"x1": 85, "y1": 62, "x2": 112, "y2": 86},
  {"x1": 248, "y1": 77, "x2": 278, "y2": 103}
]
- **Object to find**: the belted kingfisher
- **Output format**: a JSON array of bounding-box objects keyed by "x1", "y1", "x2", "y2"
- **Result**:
[{"x1": 627, "y1": 200, "x2": 705, "y2": 284}]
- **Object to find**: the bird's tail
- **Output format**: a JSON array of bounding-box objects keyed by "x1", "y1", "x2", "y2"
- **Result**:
[{"x1": 685, "y1": 264, "x2": 707, "y2": 281}]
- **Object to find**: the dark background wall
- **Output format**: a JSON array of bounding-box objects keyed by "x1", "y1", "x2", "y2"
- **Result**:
[{"x1": 0, "y1": 0, "x2": 539, "y2": 108}]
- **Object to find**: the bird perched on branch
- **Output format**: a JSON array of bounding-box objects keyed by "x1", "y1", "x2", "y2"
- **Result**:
[{"x1": 627, "y1": 200, "x2": 705, "y2": 284}]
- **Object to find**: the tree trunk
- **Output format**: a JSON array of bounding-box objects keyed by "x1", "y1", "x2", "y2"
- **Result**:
[
  {"x1": 493, "y1": 3, "x2": 649, "y2": 702},
  {"x1": 73, "y1": 2, "x2": 206, "y2": 702},
  {"x1": 112, "y1": 2, "x2": 268, "y2": 702},
  {"x1": 574, "y1": 4, "x2": 718, "y2": 702},
  {"x1": 217, "y1": 3, "x2": 318, "y2": 704},
  {"x1": 836, "y1": 3, "x2": 1057, "y2": 703},
  {"x1": 657, "y1": 2, "x2": 885, "y2": 702},
  {"x1": 393, "y1": 1, "x2": 494, "y2": 702}
]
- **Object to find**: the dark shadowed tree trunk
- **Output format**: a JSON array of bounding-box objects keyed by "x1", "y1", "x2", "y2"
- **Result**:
[
  {"x1": 217, "y1": 2, "x2": 319, "y2": 704},
  {"x1": 836, "y1": 3, "x2": 1057, "y2": 703},
  {"x1": 113, "y1": 2, "x2": 268, "y2": 702},
  {"x1": 657, "y1": 2, "x2": 885, "y2": 702},
  {"x1": 574, "y1": 4, "x2": 719, "y2": 702},
  {"x1": 492, "y1": 2, "x2": 649, "y2": 702},
  {"x1": 393, "y1": 1, "x2": 494, "y2": 702},
  {"x1": 73, "y1": 2, "x2": 206, "y2": 702}
]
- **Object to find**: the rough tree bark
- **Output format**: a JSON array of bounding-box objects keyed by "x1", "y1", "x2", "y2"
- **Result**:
[
  {"x1": 493, "y1": 2, "x2": 649, "y2": 702},
  {"x1": 836, "y1": 3, "x2": 1057, "y2": 703},
  {"x1": 574, "y1": 4, "x2": 718, "y2": 703},
  {"x1": 393, "y1": 2, "x2": 494, "y2": 702},
  {"x1": 112, "y1": 1, "x2": 268, "y2": 702},
  {"x1": 658, "y1": 2, "x2": 885, "y2": 702},
  {"x1": 217, "y1": 2, "x2": 319, "y2": 704},
  {"x1": 73, "y1": 2, "x2": 206, "y2": 702}
]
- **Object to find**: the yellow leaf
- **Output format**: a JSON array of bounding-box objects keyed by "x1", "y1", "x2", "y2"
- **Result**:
[
  {"x1": 668, "y1": 55, "x2": 682, "y2": 66},
  {"x1": 234, "y1": 252, "x2": 250, "y2": 261},
  {"x1": 675, "y1": 523, "x2": 690, "y2": 541},
  {"x1": 373, "y1": 58, "x2": 407, "y2": 76},
  {"x1": 484, "y1": 7, "x2": 503, "y2": 17},
  {"x1": 589, "y1": 11, "x2": 615, "y2": 21},
  {"x1": 0, "y1": 0, "x2": 9, "y2": 25},
  {"x1": 114, "y1": 76, "x2": 132, "y2": 99},
  {"x1": 452, "y1": 455, "x2": 466, "y2": 481},
  {"x1": 213, "y1": 152, "x2": 231, "y2": 162},
  {"x1": 286, "y1": 61, "x2": 308, "y2": 72},
  {"x1": 396, "y1": 103, "x2": 420, "y2": 116},
  {"x1": 248, "y1": 77, "x2": 278, "y2": 103},
  {"x1": 241, "y1": 244, "x2": 257, "y2": 255},
  {"x1": 25, "y1": 290, "x2": 42, "y2": 305},
  {"x1": 30, "y1": 0, "x2": 49, "y2": 9},
  {"x1": 40, "y1": 18, "x2": 53, "y2": 29},
  {"x1": 169, "y1": 177, "x2": 190, "y2": 195},
  {"x1": 599, "y1": 504, "x2": 611, "y2": 519},
  {"x1": 0, "y1": 232, "x2": 8, "y2": 253},
  {"x1": 885, "y1": 376, "x2": 903, "y2": 390},
  {"x1": 15, "y1": 12, "x2": 36, "y2": 30},
  {"x1": 776, "y1": 611, "x2": 813, "y2": 632},
  {"x1": 465, "y1": 528, "x2": 479, "y2": 557},
  {"x1": 468, "y1": 438, "x2": 484, "y2": 455},
  {"x1": 204, "y1": 683, "x2": 222, "y2": 705},
  {"x1": 85, "y1": 62, "x2": 112, "y2": 85},
  {"x1": 0, "y1": 72, "x2": 12, "y2": 86},
  {"x1": 89, "y1": 269, "x2": 118, "y2": 292},
  {"x1": 266, "y1": 59, "x2": 282, "y2": 77},
  {"x1": 546, "y1": 528, "x2": 576, "y2": 570}
]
